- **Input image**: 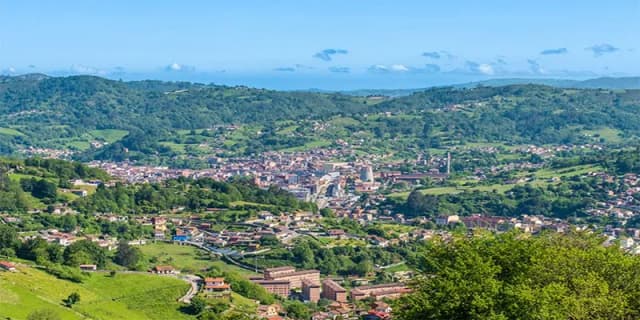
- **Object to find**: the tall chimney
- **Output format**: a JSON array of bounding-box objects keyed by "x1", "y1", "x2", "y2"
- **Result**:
[{"x1": 447, "y1": 152, "x2": 451, "y2": 175}]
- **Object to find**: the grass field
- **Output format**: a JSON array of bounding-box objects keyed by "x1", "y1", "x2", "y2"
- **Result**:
[
  {"x1": 139, "y1": 242, "x2": 258, "y2": 276},
  {"x1": 229, "y1": 200, "x2": 274, "y2": 208},
  {"x1": 159, "y1": 142, "x2": 188, "y2": 153},
  {"x1": 281, "y1": 138, "x2": 332, "y2": 152},
  {"x1": 389, "y1": 183, "x2": 519, "y2": 199},
  {"x1": 0, "y1": 265, "x2": 191, "y2": 320},
  {"x1": 388, "y1": 163, "x2": 604, "y2": 199},
  {"x1": 318, "y1": 237, "x2": 368, "y2": 247},
  {"x1": 0, "y1": 127, "x2": 24, "y2": 136},
  {"x1": 382, "y1": 262, "x2": 412, "y2": 273},
  {"x1": 582, "y1": 127, "x2": 623, "y2": 143},
  {"x1": 533, "y1": 164, "x2": 603, "y2": 179},
  {"x1": 90, "y1": 129, "x2": 130, "y2": 143}
]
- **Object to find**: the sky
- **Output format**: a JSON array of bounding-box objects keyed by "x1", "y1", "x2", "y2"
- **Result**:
[{"x1": 0, "y1": 0, "x2": 638, "y2": 90}]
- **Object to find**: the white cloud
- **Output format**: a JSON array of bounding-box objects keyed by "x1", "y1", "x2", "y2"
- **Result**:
[
  {"x1": 368, "y1": 65, "x2": 390, "y2": 73},
  {"x1": 390, "y1": 64, "x2": 409, "y2": 72},
  {"x1": 165, "y1": 62, "x2": 195, "y2": 72},
  {"x1": 478, "y1": 63, "x2": 494, "y2": 75},
  {"x1": 368, "y1": 63, "x2": 442, "y2": 74},
  {"x1": 461, "y1": 61, "x2": 495, "y2": 75},
  {"x1": 2, "y1": 66, "x2": 17, "y2": 74}
]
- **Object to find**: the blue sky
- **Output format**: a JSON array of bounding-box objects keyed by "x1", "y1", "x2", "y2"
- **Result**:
[{"x1": 1, "y1": 0, "x2": 638, "y2": 89}]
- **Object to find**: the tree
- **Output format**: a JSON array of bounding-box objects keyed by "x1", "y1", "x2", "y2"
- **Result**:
[
  {"x1": 0, "y1": 224, "x2": 17, "y2": 250},
  {"x1": 292, "y1": 241, "x2": 315, "y2": 268},
  {"x1": 320, "y1": 207, "x2": 335, "y2": 218},
  {"x1": 259, "y1": 234, "x2": 280, "y2": 246},
  {"x1": 27, "y1": 309, "x2": 60, "y2": 320},
  {"x1": 285, "y1": 300, "x2": 310, "y2": 320},
  {"x1": 394, "y1": 231, "x2": 640, "y2": 320},
  {"x1": 114, "y1": 240, "x2": 143, "y2": 269},
  {"x1": 28, "y1": 178, "x2": 58, "y2": 199},
  {"x1": 64, "y1": 292, "x2": 80, "y2": 307},
  {"x1": 188, "y1": 296, "x2": 207, "y2": 315},
  {"x1": 353, "y1": 259, "x2": 373, "y2": 277},
  {"x1": 63, "y1": 239, "x2": 107, "y2": 267}
]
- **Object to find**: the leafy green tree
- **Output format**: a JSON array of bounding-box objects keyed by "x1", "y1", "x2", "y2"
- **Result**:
[
  {"x1": 0, "y1": 224, "x2": 17, "y2": 250},
  {"x1": 353, "y1": 259, "x2": 374, "y2": 277},
  {"x1": 62, "y1": 240, "x2": 107, "y2": 267},
  {"x1": 114, "y1": 240, "x2": 143, "y2": 269},
  {"x1": 395, "y1": 231, "x2": 640, "y2": 320},
  {"x1": 64, "y1": 292, "x2": 80, "y2": 307},
  {"x1": 188, "y1": 296, "x2": 207, "y2": 315},
  {"x1": 292, "y1": 241, "x2": 315, "y2": 268},
  {"x1": 259, "y1": 234, "x2": 280, "y2": 246},
  {"x1": 285, "y1": 300, "x2": 310, "y2": 320}
]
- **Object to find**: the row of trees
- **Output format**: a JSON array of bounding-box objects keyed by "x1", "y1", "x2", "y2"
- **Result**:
[
  {"x1": 0, "y1": 224, "x2": 143, "y2": 278},
  {"x1": 72, "y1": 177, "x2": 315, "y2": 214}
]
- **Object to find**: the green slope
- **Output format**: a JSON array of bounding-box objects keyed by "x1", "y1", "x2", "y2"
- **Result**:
[{"x1": 0, "y1": 265, "x2": 192, "y2": 320}]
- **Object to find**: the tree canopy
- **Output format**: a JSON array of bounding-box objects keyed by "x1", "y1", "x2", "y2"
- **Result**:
[{"x1": 395, "y1": 231, "x2": 640, "y2": 320}]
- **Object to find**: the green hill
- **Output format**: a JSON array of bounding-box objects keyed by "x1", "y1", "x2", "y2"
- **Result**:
[
  {"x1": 339, "y1": 76, "x2": 640, "y2": 96},
  {"x1": 0, "y1": 75, "x2": 639, "y2": 164},
  {"x1": 0, "y1": 264, "x2": 192, "y2": 320}
]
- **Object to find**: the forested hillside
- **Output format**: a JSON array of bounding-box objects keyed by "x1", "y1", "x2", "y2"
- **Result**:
[
  {"x1": 1, "y1": 75, "x2": 640, "y2": 163},
  {"x1": 0, "y1": 157, "x2": 108, "y2": 211}
]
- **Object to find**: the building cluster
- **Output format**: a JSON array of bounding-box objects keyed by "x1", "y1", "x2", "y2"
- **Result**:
[
  {"x1": 251, "y1": 266, "x2": 321, "y2": 300},
  {"x1": 249, "y1": 265, "x2": 409, "y2": 319},
  {"x1": 21, "y1": 229, "x2": 119, "y2": 251}
]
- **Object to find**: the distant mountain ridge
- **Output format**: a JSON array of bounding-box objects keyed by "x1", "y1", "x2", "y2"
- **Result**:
[
  {"x1": 337, "y1": 76, "x2": 640, "y2": 97},
  {"x1": 0, "y1": 73, "x2": 639, "y2": 165}
]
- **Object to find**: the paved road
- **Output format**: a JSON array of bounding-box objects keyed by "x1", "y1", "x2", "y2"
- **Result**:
[{"x1": 178, "y1": 274, "x2": 201, "y2": 303}]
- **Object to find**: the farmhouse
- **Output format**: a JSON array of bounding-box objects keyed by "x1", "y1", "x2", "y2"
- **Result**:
[
  {"x1": 151, "y1": 265, "x2": 178, "y2": 274},
  {"x1": 79, "y1": 264, "x2": 97, "y2": 271},
  {"x1": 203, "y1": 277, "x2": 231, "y2": 294},
  {"x1": 0, "y1": 261, "x2": 16, "y2": 272}
]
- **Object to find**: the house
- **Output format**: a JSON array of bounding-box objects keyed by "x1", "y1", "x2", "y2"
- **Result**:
[
  {"x1": 0, "y1": 261, "x2": 16, "y2": 272},
  {"x1": 257, "y1": 304, "x2": 282, "y2": 319},
  {"x1": 259, "y1": 211, "x2": 275, "y2": 221},
  {"x1": 79, "y1": 264, "x2": 97, "y2": 271},
  {"x1": 203, "y1": 277, "x2": 231, "y2": 294},
  {"x1": 151, "y1": 265, "x2": 178, "y2": 274},
  {"x1": 172, "y1": 234, "x2": 190, "y2": 242},
  {"x1": 311, "y1": 312, "x2": 332, "y2": 320},
  {"x1": 362, "y1": 310, "x2": 391, "y2": 320},
  {"x1": 372, "y1": 301, "x2": 392, "y2": 313},
  {"x1": 436, "y1": 215, "x2": 460, "y2": 226},
  {"x1": 368, "y1": 235, "x2": 389, "y2": 247},
  {"x1": 327, "y1": 229, "x2": 346, "y2": 237},
  {"x1": 70, "y1": 189, "x2": 88, "y2": 197},
  {"x1": 327, "y1": 302, "x2": 352, "y2": 319}
]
